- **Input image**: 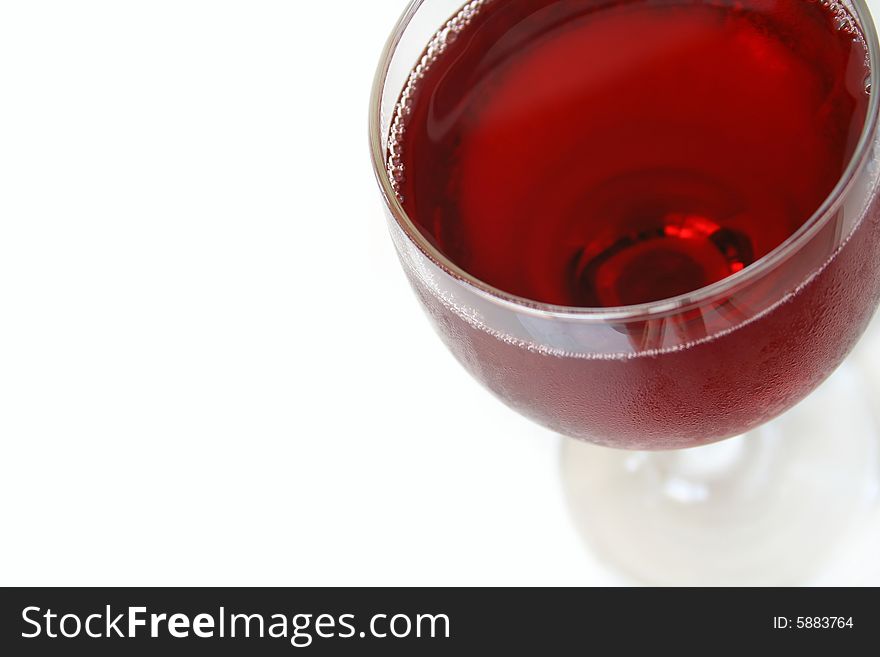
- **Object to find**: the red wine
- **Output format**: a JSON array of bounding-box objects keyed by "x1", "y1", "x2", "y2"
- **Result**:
[
  {"x1": 406, "y1": 203, "x2": 880, "y2": 448},
  {"x1": 391, "y1": 0, "x2": 870, "y2": 307},
  {"x1": 384, "y1": 0, "x2": 880, "y2": 448}
]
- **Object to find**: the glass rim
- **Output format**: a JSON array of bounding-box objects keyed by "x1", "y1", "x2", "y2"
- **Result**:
[{"x1": 369, "y1": 0, "x2": 880, "y2": 322}]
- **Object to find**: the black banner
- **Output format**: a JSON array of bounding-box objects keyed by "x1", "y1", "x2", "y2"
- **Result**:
[{"x1": 0, "y1": 588, "x2": 876, "y2": 654}]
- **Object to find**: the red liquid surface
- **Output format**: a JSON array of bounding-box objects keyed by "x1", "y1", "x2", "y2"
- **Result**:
[
  {"x1": 390, "y1": 0, "x2": 880, "y2": 448},
  {"x1": 395, "y1": 0, "x2": 870, "y2": 306}
]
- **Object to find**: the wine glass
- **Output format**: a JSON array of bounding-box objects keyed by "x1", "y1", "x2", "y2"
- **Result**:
[{"x1": 369, "y1": 0, "x2": 880, "y2": 584}]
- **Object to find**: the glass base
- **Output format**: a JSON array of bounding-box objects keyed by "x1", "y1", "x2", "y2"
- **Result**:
[{"x1": 561, "y1": 320, "x2": 880, "y2": 586}]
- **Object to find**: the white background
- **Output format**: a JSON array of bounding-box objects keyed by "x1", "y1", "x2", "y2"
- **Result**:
[{"x1": 0, "y1": 0, "x2": 878, "y2": 587}]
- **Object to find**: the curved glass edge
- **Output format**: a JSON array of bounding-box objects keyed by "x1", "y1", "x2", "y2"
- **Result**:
[{"x1": 370, "y1": 0, "x2": 880, "y2": 325}]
